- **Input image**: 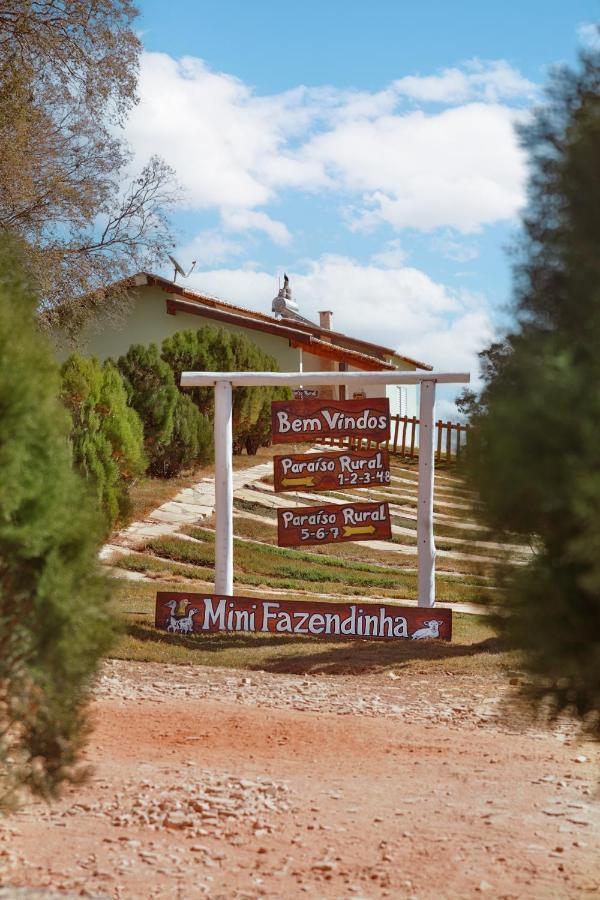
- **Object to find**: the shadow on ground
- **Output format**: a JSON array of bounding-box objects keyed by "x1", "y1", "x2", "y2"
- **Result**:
[{"x1": 125, "y1": 622, "x2": 507, "y2": 675}]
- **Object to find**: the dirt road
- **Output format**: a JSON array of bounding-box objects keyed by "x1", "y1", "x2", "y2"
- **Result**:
[{"x1": 2, "y1": 662, "x2": 599, "y2": 899}]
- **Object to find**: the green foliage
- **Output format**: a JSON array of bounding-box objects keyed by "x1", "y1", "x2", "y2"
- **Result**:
[
  {"x1": 464, "y1": 50, "x2": 600, "y2": 735},
  {"x1": 117, "y1": 343, "x2": 178, "y2": 474},
  {"x1": 151, "y1": 392, "x2": 212, "y2": 478},
  {"x1": 161, "y1": 326, "x2": 290, "y2": 454},
  {"x1": 61, "y1": 354, "x2": 146, "y2": 528},
  {"x1": 117, "y1": 343, "x2": 211, "y2": 477},
  {"x1": 0, "y1": 235, "x2": 114, "y2": 809}
]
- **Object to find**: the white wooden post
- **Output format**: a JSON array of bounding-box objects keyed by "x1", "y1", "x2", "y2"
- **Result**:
[
  {"x1": 214, "y1": 380, "x2": 233, "y2": 595},
  {"x1": 417, "y1": 379, "x2": 436, "y2": 607}
]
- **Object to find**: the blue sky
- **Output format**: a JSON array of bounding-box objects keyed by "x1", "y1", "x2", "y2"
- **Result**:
[{"x1": 128, "y1": 1, "x2": 598, "y2": 413}]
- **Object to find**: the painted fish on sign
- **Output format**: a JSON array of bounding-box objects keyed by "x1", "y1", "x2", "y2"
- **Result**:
[
  {"x1": 277, "y1": 500, "x2": 392, "y2": 547},
  {"x1": 156, "y1": 592, "x2": 452, "y2": 642},
  {"x1": 273, "y1": 448, "x2": 391, "y2": 492},
  {"x1": 271, "y1": 397, "x2": 390, "y2": 444}
]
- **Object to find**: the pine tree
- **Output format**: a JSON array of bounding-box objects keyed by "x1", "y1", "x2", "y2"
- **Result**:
[{"x1": 0, "y1": 235, "x2": 114, "y2": 808}]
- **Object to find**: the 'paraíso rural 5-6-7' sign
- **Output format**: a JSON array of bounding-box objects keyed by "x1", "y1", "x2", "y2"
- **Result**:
[
  {"x1": 271, "y1": 397, "x2": 390, "y2": 443},
  {"x1": 156, "y1": 593, "x2": 452, "y2": 641},
  {"x1": 273, "y1": 448, "x2": 390, "y2": 492},
  {"x1": 277, "y1": 500, "x2": 392, "y2": 547}
]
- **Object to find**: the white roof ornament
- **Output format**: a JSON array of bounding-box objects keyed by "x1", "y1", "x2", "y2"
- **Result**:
[{"x1": 272, "y1": 272, "x2": 300, "y2": 317}]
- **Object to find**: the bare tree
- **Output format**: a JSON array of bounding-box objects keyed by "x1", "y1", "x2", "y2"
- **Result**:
[{"x1": 0, "y1": 1, "x2": 178, "y2": 333}]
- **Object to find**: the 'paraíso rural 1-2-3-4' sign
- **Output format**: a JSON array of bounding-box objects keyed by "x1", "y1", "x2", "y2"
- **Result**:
[
  {"x1": 277, "y1": 500, "x2": 392, "y2": 547},
  {"x1": 156, "y1": 593, "x2": 452, "y2": 642},
  {"x1": 273, "y1": 448, "x2": 390, "y2": 492},
  {"x1": 271, "y1": 397, "x2": 390, "y2": 444}
]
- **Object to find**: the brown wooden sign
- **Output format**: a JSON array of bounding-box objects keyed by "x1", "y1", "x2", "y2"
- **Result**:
[
  {"x1": 273, "y1": 448, "x2": 391, "y2": 492},
  {"x1": 271, "y1": 397, "x2": 390, "y2": 444},
  {"x1": 277, "y1": 500, "x2": 391, "y2": 547},
  {"x1": 156, "y1": 592, "x2": 452, "y2": 641}
]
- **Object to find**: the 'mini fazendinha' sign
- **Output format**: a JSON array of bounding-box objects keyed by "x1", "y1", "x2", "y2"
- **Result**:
[
  {"x1": 156, "y1": 593, "x2": 452, "y2": 642},
  {"x1": 271, "y1": 397, "x2": 390, "y2": 444}
]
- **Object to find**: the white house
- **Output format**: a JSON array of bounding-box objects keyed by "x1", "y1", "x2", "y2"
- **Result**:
[{"x1": 67, "y1": 271, "x2": 432, "y2": 417}]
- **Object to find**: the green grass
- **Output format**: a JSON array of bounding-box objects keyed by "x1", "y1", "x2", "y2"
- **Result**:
[
  {"x1": 111, "y1": 579, "x2": 516, "y2": 676},
  {"x1": 116, "y1": 532, "x2": 494, "y2": 604},
  {"x1": 105, "y1": 454, "x2": 522, "y2": 676}
]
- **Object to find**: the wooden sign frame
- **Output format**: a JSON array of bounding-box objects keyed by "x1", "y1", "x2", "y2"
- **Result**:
[
  {"x1": 156, "y1": 592, "x2": 452, "y2": 642},
  {"x1": 277, "y1": 500, "x2": 392, "y2": 547},
  {"x1": 177, "y1": 371, "x2": 471, "y2": 607},
  {"x1": 271, "y1": 397, "x2": 390, "y2": 444},
  {"x1": 273, "y1": 448, "x2": 391, "y2": 492}
]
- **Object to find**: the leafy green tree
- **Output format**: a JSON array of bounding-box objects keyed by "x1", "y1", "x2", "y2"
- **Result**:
[
  {"x1": 464, "y1": 49, "x2": 600, "y2": 735},
  {"x1": 61, "y1": 355, "x2": 146, "y2": 527},
  {"x1": 0, "y1": 235, "x2": 114, "y2": 808}
]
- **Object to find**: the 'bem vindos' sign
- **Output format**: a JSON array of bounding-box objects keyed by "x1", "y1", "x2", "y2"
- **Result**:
[
  {"x1": 156, "y1": 593, "x2": 452, "y2": 642},
  {"x1": 273, "y1": 448, "x2": 391, "y2": 492},
  {"x1": 271, "y1": 397, "x2": 390, "y2": 444},
  {"x1": 277, "y1": 500, "x2": 392, "y2": 547}
]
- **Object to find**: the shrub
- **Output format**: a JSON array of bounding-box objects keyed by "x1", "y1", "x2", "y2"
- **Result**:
[
  {"x1": 0, "y1": 236, "x2": 114, "y2": 809},
  {"x1": 117, "y1": 343, "x2": 178, "y2": 475},
  {"x1": 60, "y1": 354, "x2": 146, "y2": 528},
  {"x1": 151, "y1": 392, "x2": 212, "y2": 477},
  {"x1": 161, "y1": 326, "x2": 289, "y2": 454},
  {"x1": 117, "y1": 342, "x2": 212, "y2": 477}
]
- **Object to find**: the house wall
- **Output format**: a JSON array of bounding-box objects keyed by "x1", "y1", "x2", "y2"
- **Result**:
[
  {"x1": 62, "y1": 285, "x2": 301, "y2": 371},
  {"x1": 58, "y1": 285, "x2": 420, "y2": 415}
]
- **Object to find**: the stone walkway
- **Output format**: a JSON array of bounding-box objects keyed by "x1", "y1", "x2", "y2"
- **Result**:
[{"x1": 100, "y1": 461, "x2": 272, "y2": 558}]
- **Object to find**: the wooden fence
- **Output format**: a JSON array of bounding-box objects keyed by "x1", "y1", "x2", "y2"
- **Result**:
[{"x1": 321, "y1": 414, "x2": 470, "y2": 464}]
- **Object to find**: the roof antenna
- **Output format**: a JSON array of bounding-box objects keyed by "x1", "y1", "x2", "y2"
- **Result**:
[{"x1": 168, "y1": 254, "x2": 197, "y2": 283}]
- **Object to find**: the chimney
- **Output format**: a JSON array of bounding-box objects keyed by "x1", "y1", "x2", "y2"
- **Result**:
[{"x1": 319, "y1": 310, "x2": 333, "y2": 330}]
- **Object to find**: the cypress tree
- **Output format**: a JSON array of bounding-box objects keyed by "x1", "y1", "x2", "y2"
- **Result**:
[
  {"x1": 161, "y1": 326, "x2": 288, "y2": 454},
  {"x1": 0, "y1": 236, "x2": 114, "y2": 808},
  {"x1": 61, "y1": 355, "x2": 146, "y2": 528},
  {"x1": 464, "y1": 50, "x2": 600, "y2": 735},
  {"x1": 117, "y1": 343, "x2": 179, "y2": 475}
]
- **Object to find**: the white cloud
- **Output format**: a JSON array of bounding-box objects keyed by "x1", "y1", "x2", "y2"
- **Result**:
[
  {"x1": 178, "y1": 230, "x2": 243, "y2": 266},
  {"x1": 317, "y1": 103, "x2": 527, "y2": 233},
  {"x1": 393, "y1": 60, "x2": 536, "y2": 104},
  {"x1": 371, "y1": 239, "x2": 408, "y2": 268},
  {"x1": 577, "y1": 22, "x2": 600, "y2": 49},
  {"x1": 126, "y1": 52, "x2": 533, "y2": 240},
  {"x1": 220, "y1": 209, "x2": 291, "y2": 245}
]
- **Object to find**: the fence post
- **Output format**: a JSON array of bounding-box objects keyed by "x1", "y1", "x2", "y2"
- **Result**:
[
  {"x1": 409, "y1": 415, "x2": 417, "y2": 458},
  {"x1": 392, "y1": 415, "x2": 400, "y2": 453},
  {"x1": 417, "y1": 379, "x2": 436, "y2": 607},
  {"x1": 214, "y1": 380, "x2": 234, "y2": 595}
]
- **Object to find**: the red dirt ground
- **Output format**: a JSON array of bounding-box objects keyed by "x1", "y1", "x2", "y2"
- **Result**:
[{"x1": 2, "y1": 663, "x2": 599, "y2": 899}]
